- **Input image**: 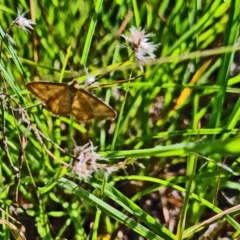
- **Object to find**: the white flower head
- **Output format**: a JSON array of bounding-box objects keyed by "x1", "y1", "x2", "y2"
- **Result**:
[
  {"x1": 85, "y1": 75, "x2": 96, "y2": 85},
  {"x1": 83, "y1": 66, "x2": 99, "y2": 88},
  {"x1": 71, "y1": 141, "x2": 107, "y2": 180},
  {"x1": 71, "y1": 141, "x2": 133, "y2": 180},
  {"x1": 121, "y1": 26, "x2": 157, "y2": 64},
  {"x1": 5, "y1": 34, "x2": 16, "y2": 45},
  {"x1": 14, "y1": 9, "x2": 35, "y2": 34}
]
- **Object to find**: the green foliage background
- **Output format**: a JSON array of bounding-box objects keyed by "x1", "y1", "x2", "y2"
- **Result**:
[{"x1": 0, "y1": 0, "x2": 240, "y2": 239}]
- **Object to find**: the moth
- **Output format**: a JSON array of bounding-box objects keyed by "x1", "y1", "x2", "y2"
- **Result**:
[{"x1": 25, "y1": 81, "x2": 117, "y2": 121}]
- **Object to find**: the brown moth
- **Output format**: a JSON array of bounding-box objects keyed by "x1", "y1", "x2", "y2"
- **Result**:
[{"x1": 25, "y1": 81, "x2": 117, "y2": 121}]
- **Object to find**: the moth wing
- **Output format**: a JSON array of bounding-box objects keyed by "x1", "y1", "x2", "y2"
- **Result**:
[
  {"x1": 26, "y1": 82, "x2": 66, "y2": 101},
  {"x1": 71, "y1": 88, "x2": 117, "y2": 121},
  {"x1": 26, "y1": 82, "x2": 72, "y2": 116}
]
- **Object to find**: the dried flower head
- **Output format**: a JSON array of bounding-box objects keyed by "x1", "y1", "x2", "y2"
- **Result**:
[
  {"x1": 71, "y1": 141, "x2": 119, "y2": 180},
  {"x1": 121, "y1": 26, "x2": 157, "y2": 64},
  {"x1": 14, "y1": 9, "x2": 35, "y2": 34},
  {"x1": 71, "y1": 142, "x2": 142, "y2": 181}
]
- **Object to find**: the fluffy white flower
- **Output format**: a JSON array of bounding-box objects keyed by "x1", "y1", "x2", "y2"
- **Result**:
[
  {"x1": 14, "y1": 9, "x2": 35, "y2": 34},
  {"x1": 71, "y1": 142, "x2": 107, "y2": 180},
  {"x1": 5, "y1": 34, "x2": 16, "y2": 45},
  {"x1": 71, "y1": 141, "x2": 137, "y2": 180},
  {"x1": 121, "y1": 26, "x2": 157, "y2": 63}
]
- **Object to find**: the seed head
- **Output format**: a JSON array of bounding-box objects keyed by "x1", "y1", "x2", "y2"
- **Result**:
[
  {"x1": 14, "y1": 9, "x2": 35, "y2": 34},
  {"x1": 121, "y1": 26, "x2": 157, "y2": 64}
]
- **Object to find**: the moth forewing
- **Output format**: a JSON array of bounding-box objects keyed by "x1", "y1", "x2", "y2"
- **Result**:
[
  {"x1": 80, "y1": 89, "x2": 117, "y2": 119},
  {"x1": 71, "y1": 88, "x2": 117, "y2": 121},
  {"x1": 26, "y1": 82, "x2": 67, "y2": 102},
  {"x1": 26, "y1": 82, "x2": 72, "y2": 115},
  {"x1": 45, "y1": 86, "x2": 72, "y2": 116}
]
